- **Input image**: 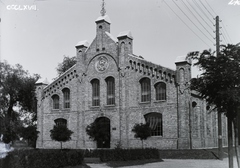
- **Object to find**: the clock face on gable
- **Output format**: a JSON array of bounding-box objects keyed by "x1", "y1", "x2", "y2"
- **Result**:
[{"x1": 95, "y1": 55, "x2": 109, "y2": 72}]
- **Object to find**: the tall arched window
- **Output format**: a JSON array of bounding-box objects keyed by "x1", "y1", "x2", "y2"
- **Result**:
[
  {"x1": 179, "y1": 68, "x2": 185, "y2": 83},
  {"x1": 91, "y1": 79, "x2": 100, "y2": 106},
  {"x1": 52, "y1": 94, "x2": 60, "y2": 110},
  {"x1": 105, "y1": 77, "x2": 115, "y2": 105},
  {"x1": 155, "y1": 82, "x2": 166, "y2": 101},
  {"x1": 144, "y1": 113, "x2": 163, "y2": 136},
  {"x1": 140, "y1": 77, "x2": 151, "y2": 102},
  {"x1": 62, "y1": 88, "x2": 70, "y2": 109}
]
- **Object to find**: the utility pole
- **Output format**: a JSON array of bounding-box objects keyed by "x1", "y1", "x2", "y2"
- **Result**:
[{"x1": 216, "y1": 16, "x2": 223, "y2": 161}]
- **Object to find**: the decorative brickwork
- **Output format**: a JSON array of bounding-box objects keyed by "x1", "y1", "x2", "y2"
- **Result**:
[{"x1": 35, "y1": 14, "x2": 227, "y2": 149}]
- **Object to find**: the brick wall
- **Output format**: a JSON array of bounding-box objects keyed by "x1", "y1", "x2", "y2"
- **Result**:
[{"x1": 35, "y1": 15, "x2": 227, "y2": 150}]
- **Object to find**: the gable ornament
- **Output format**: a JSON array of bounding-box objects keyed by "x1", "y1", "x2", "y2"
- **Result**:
[{"x1": 95, "y1": 56, "x2": 109, "y2": 72}]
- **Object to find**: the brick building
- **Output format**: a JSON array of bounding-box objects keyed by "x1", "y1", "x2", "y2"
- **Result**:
[{"x1": 35, "y1": 13, "x2": 227, "y2": 149}]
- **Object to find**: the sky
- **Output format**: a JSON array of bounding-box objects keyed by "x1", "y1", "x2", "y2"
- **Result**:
[{"x1": 0, "y1": 0, "x2": 240, "y2": 82}]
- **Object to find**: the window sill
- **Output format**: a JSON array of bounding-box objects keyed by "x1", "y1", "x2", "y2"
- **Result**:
[
  {"x1": 51, "y1": 109, "x2": 71, "y2": 113},
  {"x1": 104, "y1": 104, "x2": 116, "y2": 107},
  {"x1": 139, "y1": 101, "x2": 151, "y2": 104},
  {"x1": 149, "y1": 135, "x2": 163, "y2": 138},
  {"x1": 154, "y1": 100, "x2": 166, "y2": 103},
  {"x1": 62, "y1": 109, "x2": 70, "y2": 112},
  {"x1": 91, "y1": 106, "x2": 100, "y2": 109}
]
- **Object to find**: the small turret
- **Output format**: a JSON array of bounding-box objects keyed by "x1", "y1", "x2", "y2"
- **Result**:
[
  {"x1": 175, "y1": 55, "x2": 192, "y2": 85},
  {"x1": 175, "y1": 55, "x2": 192, "y2": 149},
  {"x1": 35, "y1": 78, "x2": 48, "y2": 104},
  {"x1": 117, "y1": 30, "x2": 133, "y2": 55},
  {"x1": 75, "y1": 40, "x2": 89, "y2": 62},
  {"x1": 95, "y1": 15, "x2": 111, "y2": 34}
]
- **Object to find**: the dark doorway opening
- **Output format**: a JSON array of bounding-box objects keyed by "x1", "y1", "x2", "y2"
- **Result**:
[{"x1": 95, "y1": 117, "x2": 110, "y2": 148}]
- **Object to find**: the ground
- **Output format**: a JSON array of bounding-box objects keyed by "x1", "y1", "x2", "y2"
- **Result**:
[
  {"x1": 0, "y1": 141, "x2": 238, "y2": 168},
  {"x1": 87, "y1": 158, "x2": 237, "y2": 168}
]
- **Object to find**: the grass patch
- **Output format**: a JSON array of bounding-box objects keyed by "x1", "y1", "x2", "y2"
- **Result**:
[
  {"x1": 1, "y1": 149, "x2": 85, "y2": 168},
  {"x1": 84, "y1": 148, "x2": 160, "y2": 162},
  {"x1": 158, "y1": 148, "x2": 231, "y2": 159},
  {"x1": 106, "y1": 158, "x2": 163, "y2": 168},
  {"x1": 206, "y1": 147, "x2": 230, "y2": 159},
  {"x1": 159, "y1": 149, "x2": 218, "y2": 159}
]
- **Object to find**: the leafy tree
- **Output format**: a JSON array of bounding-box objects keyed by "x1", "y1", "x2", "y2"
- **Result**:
[
  {"x1": 132, "y1": 123, "x2": 151, "y2": 148},
  {"x1": 56, "y1": 56, "x2": 76, "y2": 76},
  {"x1": 20, "y1": 125, "x2": 39, "y2": 147},
  {"x1": 2, "y1": 127, "x2": 13, "y2": 144},
  {"x1": 2, "y1": 113, "x2": 23, "y2": 144},
  {"x1": 0, "y1": 60, "x2": 40, "y2": 141},
  {"x1": 86, "y1": 118, "x2": 110, "y2": 148},
  {"x1": 188, "y1": 43, "x2": 240, "y2": 168},
  {"x1": 50, "y1": 125, "x2": 73, "y2": 149}
]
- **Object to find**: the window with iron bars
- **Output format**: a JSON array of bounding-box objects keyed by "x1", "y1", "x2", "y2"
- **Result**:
[
  {"x1": 144, "y1": 113, "x2": 163, "y2": 136},
  {"x1": 140, "y1": 78, "x2": 151, "y2": 102},
  {"x1": 91, "y1": 79, "x2": 100, "y2": 106},
  {"x1": 54, "y1": 118, "x2": 67, "y2": 127},
  {"x1": 62, "y1": 88, "x2": 70, "y2": 109},
  {"x1": 52, "y1": 94, "x2": 60, "y2": 109},
  {"x1": 155, "y1": 82, "x2": 166, "y2": 101},
  {"x1": 106, "y1": 77, "x2": 115, "y2": 105}
]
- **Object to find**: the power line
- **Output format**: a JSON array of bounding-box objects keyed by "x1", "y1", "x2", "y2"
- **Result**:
[
  {"x1": 219, "y1": 25, "x2": 229, "y2": 44},
  {"x1": 182, "y1": 1, "x2": 214, "y2": 38},
  {"x1": 163, "y1": 1, "x2": 211, "y2": 47},
  {"x1": 220, "y1": 31, "x2": 228, "y2": 44},
  {"x1": 204, "y1": 0, "x2": 218, "y2": 16},
  {"x1": 172, "y1": 0, "x2": 214, "y2": 44},
  {"x1": 185, "y1": 0, "x2": 213, "y2": 30},
  {"x1": 221, "y1": 21, "x2": 233, "y2": 44},
  {"x1": 199, "y1": 0, "x2": 215, "y2": 18},
  {"x1": 0, "y1": 0, "x2": 5, "y2": 6},
  {"x1": 192, "y1": 0, "x2": 214, "y2": 25},
  {"x1": 218, "y1": 24, "x2": 228, "y2": 44}
]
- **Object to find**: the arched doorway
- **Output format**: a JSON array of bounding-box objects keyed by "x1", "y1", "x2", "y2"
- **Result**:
[{"x1": 95, "y1": 117, "x2": 111, "y2": 148}]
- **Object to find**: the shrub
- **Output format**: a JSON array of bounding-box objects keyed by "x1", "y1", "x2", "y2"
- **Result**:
[
  {"x1": 83, "y1": 148, "x2": 160, "y2": 162},
  {"x1": 1, "y1": 149, "x2": 84, "y2": 168},
  {"x1": 19, "y1": 125, "x2": 39, "y2": 148},
  {"x1": 132, "y1": 123, "x2": 151, "y2": 148},
  {"x1": 102, "y1": 148, "x2": 159, "y2": 162},
  {"x1": 84, "y1": 149, "x2": 102, "y2": 158},
  {"x1": 158, "y1": 149, "x2": 218, "y2": 159},
  {"x1": 2, "y1": 131, "x2": 12, "y2": 144},
  {"x1": 114, "y1": 141, "x2": 123, "y2": 149},
  {"x1": 86, "y1": 118, "x2": 110, "y2": 148},
  {"x1": 50, "y1": 125, "x2": 73, "y2": 149}
]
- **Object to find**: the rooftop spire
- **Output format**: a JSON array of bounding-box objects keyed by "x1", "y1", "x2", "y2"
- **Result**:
[{"x1": 100, "y1": 0, "x2": 106, "y2": 16}]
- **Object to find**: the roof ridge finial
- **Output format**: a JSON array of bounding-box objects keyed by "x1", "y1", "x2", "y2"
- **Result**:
[{"x1": 100, "y1": 0, "x2": 106, "y2": 16}]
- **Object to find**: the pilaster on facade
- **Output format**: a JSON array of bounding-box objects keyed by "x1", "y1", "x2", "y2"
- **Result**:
[{"x1": 35, "y1": 82, "x2": 48, "y2": 148}]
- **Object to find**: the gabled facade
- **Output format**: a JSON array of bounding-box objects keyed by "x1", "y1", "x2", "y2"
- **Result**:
[{"x1": 35, "y1": 14, "x2": 227, "y2": 149}]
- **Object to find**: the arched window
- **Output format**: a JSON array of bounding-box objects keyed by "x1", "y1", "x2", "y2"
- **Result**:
[
  {"x1": 140, "y1": 78, "x2": 151, "y2": 102},
  {"x1": 52, "y1": 95, "x2": 60, "y2": 110},
  {"x1": 144, "y1": 113, "x2": 163, "y2": 136},
  {"x1": 155, "y1": 82, "x2": 166, "y2": 101},
  {"x1": 62, "y1": 88, "x2": 70, "y2": 109},
  {"x1": 91, "y1": 79, "x2": 100, "y2": 106},
  {"x1": 179, "y1": 68, "x2": 185, "y2": 83},
  {"x1": 54, "y1": 118, "x2": 67, "y2": 127},
  {"x1": 105, "y1": 77, "x2": 115, "y2": 105}
]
